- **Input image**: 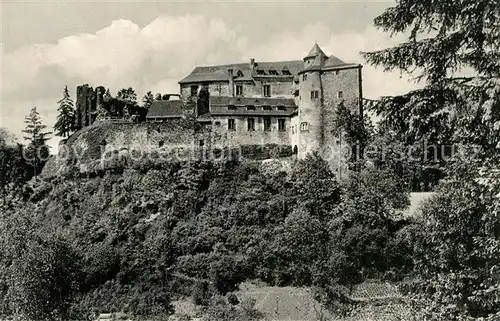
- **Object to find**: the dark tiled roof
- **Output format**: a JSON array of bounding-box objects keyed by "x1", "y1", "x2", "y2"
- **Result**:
[
  {"x1": 179, "y1": 60, "x2": 303, "y2": 84},
  {"x1": 146, "y1": 100, "x2": 183, "y2": 118},
  {"x1": 301, "y1": 55, "x2": 359, "y2": 73},
  {"x1": 325, "y1": 55, "x2": 347, "y2": 67}
]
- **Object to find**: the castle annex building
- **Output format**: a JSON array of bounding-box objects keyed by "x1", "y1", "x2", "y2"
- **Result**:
[{"x1": 150, "y1": 43, "x2": 363, "y2": 159}]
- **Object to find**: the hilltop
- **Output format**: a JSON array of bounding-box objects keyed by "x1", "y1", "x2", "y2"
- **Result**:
[{"x1": 0, "y1": 153, "x2": 415, "y2": 320}]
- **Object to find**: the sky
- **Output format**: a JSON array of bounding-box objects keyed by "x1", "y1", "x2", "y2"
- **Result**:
[{"x1": 1, "y1": 0, "x2": 420, "y2": 149}]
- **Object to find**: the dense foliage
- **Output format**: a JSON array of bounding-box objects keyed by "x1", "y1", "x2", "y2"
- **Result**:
[
  {"x1": 0, "y1": 154, "x2": 412, "y2": 320},
  {"x1": 364, "y1": 0, "x2": 500, "y2": 320}
]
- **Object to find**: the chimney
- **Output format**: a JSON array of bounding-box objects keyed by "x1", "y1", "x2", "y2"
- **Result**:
[
  {"x1": 228, "y1": 68, "x2": 234, "y2": 97},
  {"x1": 250, "y1": 58, "x2": 255, "y2": 69}
]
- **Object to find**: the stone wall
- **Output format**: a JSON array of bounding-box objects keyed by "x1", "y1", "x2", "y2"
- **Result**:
[
  {"x1": 210, "y1": 115, "x2": 292, "y2": 148},
  {"x1": 43, "y1": 117, "x2": 294, "y2": 178},
  {"x1": 320, "y1": 66, "x2": 361, "y2": 173}
]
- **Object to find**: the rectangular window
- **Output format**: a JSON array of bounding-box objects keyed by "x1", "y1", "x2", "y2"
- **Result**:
[
  {"x1": 246, "y1": 105, "x2": 256, "y2": 111},
  {"x1": 228, "y1": 105, "x2": 237, "y2": 111},
  {"x1": 263, "y1": 85, "x2": 271, "y2": 97},
  {"x1": 303, "y1": 74, "x2": 307, "y2": 81},
  {"x1": 190, "y1": 85, "x2": 198, "y2": 97},
  {"x1": 247, "y1": 118, "x2": 255, "y2": 131},
  {"x1": 277, "y1": 106, "x2": 286, "y2": 111},
  {"x1": 337, "y1": 91, "x2": 344, "y2": 98},
  {"x1": 263, "y1": 117, "x2": 271, "y2": 131},
  {"x1": 228, "y1": 119, "x2": 236, "y2": 131},
  {"x1": 236, "y1": 85, "x2": 243, "y2": 96},
  {"x1": 335, "y1": 70, "x2": 340, "y2": 75},
  {"x1": 278, "y1": 119, "x2": 286, "y2": 131},
  {"x1": 310, "y1": 90, "x2": 319, "y2": 99}
]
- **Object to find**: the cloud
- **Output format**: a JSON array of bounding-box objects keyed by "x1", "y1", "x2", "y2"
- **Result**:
[
  {"x1": 1, "y1": 14, "x2": 420, "y2": 150},
  {"x1": 245, "y1": 21, "x2": 421, "y2": 98}
]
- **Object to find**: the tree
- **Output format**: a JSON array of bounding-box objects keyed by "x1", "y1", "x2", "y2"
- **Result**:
[
  {"x1": 334, "y1": 102, "x2": 373, "y2": 164},
  {"x1": 117, "y1": 87, "x2": 137, "y2": 103},
  {"x1": 408, "y1": 157, "x2": 500, "y2": 320},
  {"x1": 22, "y1": 107, "x2": 52, "y2": 177},
  {"x1": 362, "y1": 1, "x2": 500, "y2": 319},
  {"x1": 362, "y1": 0, "x2": 500, "y2": 159},
  {"x1": 0, "y1": 130, "x2": 30, "y2": 202},
  {"x1": 8, "y1": 236, "x2": 81, "y2": 321},
  {"x1": 288, "y1": 153, "x2": 341, "y2": 217},
  {"x1": 54, "y1": 86, "x2": 76, "y2": 138},
  {"x1": 103, "y1": 88, "x2": 112, "y2": 100},
  {"x1": 142, "y1": 91, "x2": 154, "y2": 109}
]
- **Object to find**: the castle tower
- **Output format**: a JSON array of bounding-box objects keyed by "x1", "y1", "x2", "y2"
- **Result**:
[
  {"x1": 297, "y1": 44, "x2": 328, "y2": 158},
  {"x1": 297, "y1": 43, "x2": 363, "y2": 169}
]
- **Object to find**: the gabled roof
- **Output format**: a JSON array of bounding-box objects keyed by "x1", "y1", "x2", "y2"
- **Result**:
[
  {"x1": 179, "y1": 60, "x2": 303, "y2": 84},
  {"x1": 324, "y1": 55, "x2": 347, "y2": 67},
  {"x1": 146, "y1": 100, "x2": 183, "y2": 118}
]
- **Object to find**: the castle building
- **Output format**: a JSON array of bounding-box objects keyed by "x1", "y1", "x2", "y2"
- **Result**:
[{"x1": 148, "y1": 43, "x2": 364, "y2": 160}]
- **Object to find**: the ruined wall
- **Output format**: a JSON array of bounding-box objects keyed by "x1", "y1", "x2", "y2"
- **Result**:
[{"x1": 75, "y1": 85, "x2": 106, "y2": 129}]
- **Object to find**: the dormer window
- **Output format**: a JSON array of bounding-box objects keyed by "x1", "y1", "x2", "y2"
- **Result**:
[
  {"x1": 256, "y1": 70, "x2": 266, "y2": 75},
  {"x1": 263, "y1": 105, "x2": 272, "y2": 111},
  {"x1": 282, "y1": 68, "x2": 291, "y2": 75},
  {"x1": 246, "y1": 105, "x2": 256, "y2": 111},
  {"x1": 236, "y1": 70, "x2": 244, "y2": 77},
  {"x1": 228, "y1": 105, "x2": 237, "y2": 110},
  {"x1": 269, "y1": 69, "x2": 279, "y2": 75},
  {"x1": 277, "y1": 106, "x2": 286, "y2": 111}
]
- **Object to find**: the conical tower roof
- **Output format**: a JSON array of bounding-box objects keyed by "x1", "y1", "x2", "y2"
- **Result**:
[
  {"x1": 304, "y1": 43, "x2": 327, "y2": 60},
  {"x1": 310, "y1": 53, "x2": 324, "y2": 68}
]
